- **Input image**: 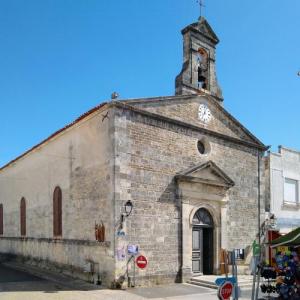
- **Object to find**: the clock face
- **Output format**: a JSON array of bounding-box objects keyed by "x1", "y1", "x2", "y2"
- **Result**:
[{"x1": 198, "y1": 104, "x2": 212, "y2": 123}]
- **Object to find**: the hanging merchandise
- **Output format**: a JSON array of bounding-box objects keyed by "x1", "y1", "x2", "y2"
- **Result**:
[
  {"x1": 273, "y1": 249, "x2": 300, "y2": 300},
  {"x1": 262, "y1": 246, "x2": 300, "y2": 300},
  {"x1": 259, "y1": 265, "x2": 277, "y2": 297}
]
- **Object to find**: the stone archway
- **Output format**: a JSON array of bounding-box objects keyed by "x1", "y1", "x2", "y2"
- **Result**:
[
  {"x1": 183, "y1": 203, "x2": 221, "y2": 277},
  {"x1": 192, "y1": 208, "x2": 214, "y2": 274},
  {"x1": 175, "y1": 161, "x2": 234, "y2": 281}
]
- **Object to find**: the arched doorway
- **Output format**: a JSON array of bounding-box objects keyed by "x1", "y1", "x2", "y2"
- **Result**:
[{"x1": 192, "y1": 208, "x2": 214, "y2": 275}]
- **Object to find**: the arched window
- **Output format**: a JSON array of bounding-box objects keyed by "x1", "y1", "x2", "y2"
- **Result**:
[
  {"x1": 20, "y1": 198, "x2": 26, "y2": 236},
  {"x1": 0, "y1": 204, "x2": 3, "y2": 235},
  {"x1": 192, "y1": 208, "x2": 214, "y2": 227},
  {"x1": 53, "y1": 186, "x2": 62, "y2": 237}
]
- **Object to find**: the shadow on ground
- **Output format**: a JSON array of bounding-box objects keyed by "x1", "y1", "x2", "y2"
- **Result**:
[
  {"x1": 0, "y1": 263, "x2": 102, "y2": 293},
  {"x1": 127, "y1": 284, "x2": 215, "y2": 299}
]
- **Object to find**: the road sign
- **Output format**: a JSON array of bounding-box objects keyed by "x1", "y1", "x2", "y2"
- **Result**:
[
  {"x1": 136, "y1": 255, "x2": 148, "y2": 269},
  {"x1": 215, "y1": 276, "x2": 236, "y2": 286},
  {"x1": 128, "y1": 244, "x2": 139, "y2": 255},
  {"x1": 218, "y1": 281, "x2": 233, "y2": 300}
]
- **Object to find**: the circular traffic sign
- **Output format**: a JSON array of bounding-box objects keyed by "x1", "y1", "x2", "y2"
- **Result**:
[
  {"x1": 218, "y1": 281, "x2": 233, "y2": 300},
  {"x1": 136, "y1": 255, "x2": 148, "y2": 269}
]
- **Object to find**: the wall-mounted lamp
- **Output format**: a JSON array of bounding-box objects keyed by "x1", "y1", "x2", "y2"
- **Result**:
[
  {"x1": 120, "y1": 200, "x2": 133, "y2": 229},
  {"x1": 124, "y1": 200, "x2": 133, "y2": 217},
  {"x1": 266, "y1": 214, "x2": 277, "y2": 230}
]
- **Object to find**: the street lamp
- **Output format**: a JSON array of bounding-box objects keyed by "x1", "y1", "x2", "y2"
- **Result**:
[
  {"x1": 120, "y1": 200, "x2": 134, "y2": 229},
  {"x1": 124, "y1": 200, "x2": 133, "y2": 217}
]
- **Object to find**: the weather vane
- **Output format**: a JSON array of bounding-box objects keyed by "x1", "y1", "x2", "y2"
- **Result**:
[{"x1": 197, "y1": 0, "x2": 205, "y2": 17}]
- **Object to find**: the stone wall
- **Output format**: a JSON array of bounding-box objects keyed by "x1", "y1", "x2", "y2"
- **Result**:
[
  {"x1": 113, "y1": 101, "x2": 264, "y2": 285},
  {"x1": 0, "y1": 237, "x2": 113, "y2": 285},
  {"x1": 0, "y1": 106, "x2": 116, "y2": 285},
  {"x1": 125, "y1": 96, "x2": 256, "y2": 143}
]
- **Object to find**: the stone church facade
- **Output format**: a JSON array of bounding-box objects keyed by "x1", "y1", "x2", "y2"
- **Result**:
[{"x1": 0, "y1": 17, "x2": 267, "y2": 286}]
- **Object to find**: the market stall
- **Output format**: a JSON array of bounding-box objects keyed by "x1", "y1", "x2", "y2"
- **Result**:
[{"x1": 266, "y1": 227, "x2": 300, "y2": 299}]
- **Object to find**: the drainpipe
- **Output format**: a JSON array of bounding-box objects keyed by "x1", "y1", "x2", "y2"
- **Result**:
[
  {"x1": 175, "y1": 177, "x2": 184, "y2": 283},
  {"x1": 176, "y1": 177, "x2": 184, "y2": 282},
  {"x1": 180, "y1": 191, "x2": 184, "y2": 282},
  {"x1": 254, "y1": 147, "x2": 270, "y2": 300},
  {"x1": 252, "y1": 150, "x2": 262, "y2": 300},
  {"x1": 257, "y1": 151, "x2": 261, "y2": 250}
]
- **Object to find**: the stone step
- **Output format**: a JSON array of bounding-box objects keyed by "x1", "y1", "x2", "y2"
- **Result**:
[{"x1": 188, "y1": 279, "x2": 218, "y2": 289}]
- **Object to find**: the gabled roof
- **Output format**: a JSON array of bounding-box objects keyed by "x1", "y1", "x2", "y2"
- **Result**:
[
  {"x1": 176, "y1": 160, "x2": 235, "y2": 188},
  {"x1": 182, "y1": 16, "x2": 219, "y2": 44},
  {"x1": 0, "y1": 92, "x2": 268, "y2": 172},
  {"x1": 119, "y1": 93, "x2": 267, "y2": 150}
]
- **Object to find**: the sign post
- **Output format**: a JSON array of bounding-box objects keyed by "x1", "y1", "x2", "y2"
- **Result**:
[{"x1": 218, "y1": 281, "x2": 234, "y2": 300}]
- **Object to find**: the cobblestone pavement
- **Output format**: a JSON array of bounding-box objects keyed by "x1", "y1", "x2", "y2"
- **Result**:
[{"x1": 0, "y1": 263, "x2": 264, "y2": 300}]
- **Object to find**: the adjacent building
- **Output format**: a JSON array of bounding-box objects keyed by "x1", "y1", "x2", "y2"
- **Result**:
[
  {"x1": 265, "y1": 146, "x2": 300, "y2": 234},
  {"x1": 0, "y1": 16, "x2": 268, "y2": 286}
]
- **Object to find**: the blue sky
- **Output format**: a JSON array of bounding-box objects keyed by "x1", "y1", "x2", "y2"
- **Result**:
[{"x1": 0, "y1": 0, "x2": 300, "y2": 167}]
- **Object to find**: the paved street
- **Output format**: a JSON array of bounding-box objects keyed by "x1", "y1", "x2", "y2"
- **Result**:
[{"x1": 0, "y1": 263, "x2": 260, "y2": 300}]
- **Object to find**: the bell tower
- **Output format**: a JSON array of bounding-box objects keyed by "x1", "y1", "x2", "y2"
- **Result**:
[{"x1": 175, "y1": 16, "x2": 223, "y2": 102}]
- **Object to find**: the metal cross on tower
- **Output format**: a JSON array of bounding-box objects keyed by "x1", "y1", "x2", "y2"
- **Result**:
[{"x1": 197, "y1": 0, "x2": 206, "y2": 17}]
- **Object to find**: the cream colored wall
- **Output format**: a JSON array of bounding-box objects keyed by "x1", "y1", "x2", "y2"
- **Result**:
[
  {"x1": 0, "y1": 106, "x2": 115, "y2": 283},
  {"x1": 0, "y1": 108, "x2": 113, "y2": 239}
]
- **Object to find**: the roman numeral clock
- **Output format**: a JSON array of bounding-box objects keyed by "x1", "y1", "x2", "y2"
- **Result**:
[{"x1": 198, "y1": 103, "x2": 212, "y2": 124}]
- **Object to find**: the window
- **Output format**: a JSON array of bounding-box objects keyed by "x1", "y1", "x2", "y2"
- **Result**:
[
  {"x1": 53, "y1": 186, "x2": 62, "y2": 237},
  {"x1": 197, "y1": 137, "x2": 211, "y2": 155},
  {"x1": 20, "y1": 198, "x2": 26, "y2": 236},
  {"x1": 284, "y1": 178, "x2": 298, "y2": 203},
  {"x1": 192, "y1": 208, "x2": 214, "y2": 227},
  {"x1": 0, "y1": 204, "x2": 3, "y2": 235},
  {"x1": 197, "y1": 140, "x2": 205, "y2": 154}
]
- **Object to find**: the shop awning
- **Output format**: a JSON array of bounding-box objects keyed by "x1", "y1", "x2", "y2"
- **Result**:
[{"x1": 270, "y1": 227, "x2": 300, "y2": 247}]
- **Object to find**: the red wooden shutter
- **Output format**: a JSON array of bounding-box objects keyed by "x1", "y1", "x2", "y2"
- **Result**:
[
  {"x1": 20, "y1": 198, "x2": 26, "y2": 236},
  {"x1": 53, "y1": 187, "x2": 62, "y2": 237},
  {"x1": 0, "y1": 204, "x2": 3, "y2": 235}
]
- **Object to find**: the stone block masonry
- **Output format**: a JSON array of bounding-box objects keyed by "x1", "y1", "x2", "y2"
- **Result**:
[{"x1": 112, "y1": 101, "x2": 264, "y2": 285}]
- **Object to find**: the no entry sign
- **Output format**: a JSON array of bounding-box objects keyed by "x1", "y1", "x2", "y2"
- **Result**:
[
  {"x1": 218, "y1": 281, "x2": 233, "y2": 300},
  {"x1": 136, "y1": 255, "x2": 148, "y2": 269}
]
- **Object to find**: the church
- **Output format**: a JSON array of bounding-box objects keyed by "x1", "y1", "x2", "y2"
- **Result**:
[{"x1": 0, "y1": 15, "x2": 267, "y2": 287}]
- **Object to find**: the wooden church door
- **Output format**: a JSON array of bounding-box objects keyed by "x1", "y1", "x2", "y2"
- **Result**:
[{"x1": 192, "y1": 208, "x2": 214, "y2": 274}]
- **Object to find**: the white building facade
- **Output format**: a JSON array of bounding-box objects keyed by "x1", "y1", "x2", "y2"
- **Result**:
[{"x1": 265, "y1": 146, "x2": 300, "y2": 233}]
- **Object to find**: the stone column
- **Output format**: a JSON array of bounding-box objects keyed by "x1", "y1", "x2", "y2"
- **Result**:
[
  {"x1": 181, "y1": 202, "x2": 193, "y2": 282},
  {"x1": 220, "y1": 198, "x2": 229, "y2": 250},
  {"x1": 214, "y1": 224, "x2": 221, "y2": 274}
]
